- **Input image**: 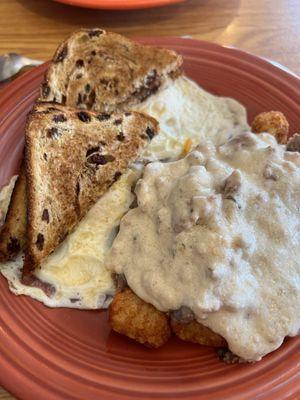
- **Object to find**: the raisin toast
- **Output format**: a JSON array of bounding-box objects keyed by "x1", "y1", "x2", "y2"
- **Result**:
[
  {"x1": 39, "y1": 29, "x2": 182, "y2": 112},
  {"x1": 0, "y1": 167, "x2": 27, "y2": 261},
  {"x1": 23, "y1": 103, "x2": 158, "y2": 276}
]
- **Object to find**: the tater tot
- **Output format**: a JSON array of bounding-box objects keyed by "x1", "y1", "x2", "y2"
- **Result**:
[
  {"x1": 109, "y1": 287, "x2": 228, "y2": 349},
  {"x1": 109, "y1": 288, "x2": 171, "y2": 348},
  {"x1": 251, "y1": 111, "x2": 289, "y2": 144},
  {"x1": 170, "y1": 319, "x2": 227, "y2": 347}
]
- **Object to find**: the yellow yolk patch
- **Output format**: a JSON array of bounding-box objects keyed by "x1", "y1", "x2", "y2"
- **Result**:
[{"x1": 182, "y1": 138, "x2": 193, "y2": 156}]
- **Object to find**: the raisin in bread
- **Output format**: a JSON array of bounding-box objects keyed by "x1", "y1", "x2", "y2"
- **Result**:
[
  {"x1": 39, "y1": 29, "x2": 182, "y2": 112},
  {"x1": 23, "y1": 103, "x2": 158, "y2": 276},
  {"x1": 0, "y1": 166, "x2": 27, "y2": 261}
]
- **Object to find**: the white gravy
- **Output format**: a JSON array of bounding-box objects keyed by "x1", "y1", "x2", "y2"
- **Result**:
[{"x1": 107, "y1": 132, "x2": 300, "y2": 361}]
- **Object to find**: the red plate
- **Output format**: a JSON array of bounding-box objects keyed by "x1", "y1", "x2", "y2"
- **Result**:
[
  {"x1": 0, "y1": 38, "x2": 300, "y2": 400},
  {"x1": 52, "y1": 0, "x2": 185, "y2": 10}
]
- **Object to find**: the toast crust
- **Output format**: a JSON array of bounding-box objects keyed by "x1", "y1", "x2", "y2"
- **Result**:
[{"x1": 0, "y1": 166, "x2": 27, "y2": 261}]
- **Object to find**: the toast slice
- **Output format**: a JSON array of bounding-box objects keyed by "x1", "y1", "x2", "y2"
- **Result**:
[
  {"x1": 0, "y1": 166, "x2": 27, "y2": 261},
  {"x1": 23, "y1": 103, "x2": 158, "y2": 276},
  {"x1": 39, "y1": 29, "x2": 182, "y2": 112}
]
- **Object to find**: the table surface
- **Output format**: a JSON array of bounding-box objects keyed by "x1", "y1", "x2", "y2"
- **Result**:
[{"x1": 0, "y1": 0, "x2": 299, "y2": 398}]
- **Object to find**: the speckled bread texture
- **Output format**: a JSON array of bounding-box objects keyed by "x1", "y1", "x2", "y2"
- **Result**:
[
  {"x1": 23, "y1": 103, "x2": 158, "y2": 276},
  {"x1": 109, "y1": 288, "x2": 171, "y2": 348},
  {"x1": 39, "y1": 28, "x2": 182, "y2": 112},
  {"x1": 0, "y1": 166, "x2": 27, "y2": 261}
]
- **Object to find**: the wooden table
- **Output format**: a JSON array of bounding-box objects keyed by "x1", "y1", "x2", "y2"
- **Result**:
[
  {"x1": 0, "y1": 0, "x2": 299, "y2": 398},
  {"x1": 0, "y1": 0, "x2": 300, "y2": 75}
]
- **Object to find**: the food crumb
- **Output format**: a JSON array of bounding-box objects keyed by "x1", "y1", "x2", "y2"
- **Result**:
[{"x1": 182, "y1": 138, "x2": 193, "y2": 156}]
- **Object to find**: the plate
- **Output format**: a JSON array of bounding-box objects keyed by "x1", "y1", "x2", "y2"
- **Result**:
[
  {"x1": 0, "y1": 38, "x2": 300, "y2": 400},
  {"x1": 52, "y1": 0, "x2": 185, "y2": 10}
]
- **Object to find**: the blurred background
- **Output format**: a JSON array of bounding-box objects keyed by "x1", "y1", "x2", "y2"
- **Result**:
[{"x1": 0, "y1": 0, "x2": 299, "y2": 75}]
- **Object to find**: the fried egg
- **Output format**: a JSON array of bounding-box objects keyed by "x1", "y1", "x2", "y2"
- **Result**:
[
  {"x1": 0, "y1": 175, "x2": 17, "y2": 226},
  {"x1": 136, "y1": 76, "x2": 249, "y2": 161},
  {"x1": 1, "y1": 170, "x2": 138, "y2": 309},
  {"x1": 0, "y1": 76, "x2": 249, "y2": 309}
]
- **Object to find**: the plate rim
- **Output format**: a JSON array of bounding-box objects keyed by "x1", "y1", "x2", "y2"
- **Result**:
[
  {"x1": 0, "y1": 37, "x2": 300, "y2": 400},
  {"x1": 52, "y1": 0, "x2": 185, "y2": 10}
]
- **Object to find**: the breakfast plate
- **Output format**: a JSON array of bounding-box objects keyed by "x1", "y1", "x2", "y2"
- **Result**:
[
  {"x1": 53, "y1": 0, "x2": 185, "y2": 10},
  {"x1": 0, "y1": 37, "x2": 299, "y2": 400}
]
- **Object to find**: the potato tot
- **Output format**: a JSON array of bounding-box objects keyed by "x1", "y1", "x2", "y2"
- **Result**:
[
  {"x1": 109, "y1": 288, "x2": 227, "y2": 349},
  {"x1": 170, "y1": 319, "x2": 227, "y2": 347},
  {"x1": 252, "y1": 111, "x2": 289, "y2": 144},
  {"x1": 109, "y1": 288, "x2": 171, "y2": 348}
]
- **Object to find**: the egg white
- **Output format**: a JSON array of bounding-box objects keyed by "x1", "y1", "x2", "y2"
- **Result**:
[{"x1": 136, "y1": 76, "x2": 249, "y2": 161}]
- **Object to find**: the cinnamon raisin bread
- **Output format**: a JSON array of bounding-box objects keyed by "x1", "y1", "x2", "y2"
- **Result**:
[
  {"x1": 39, "y1": 29, "x2": 182, "y2": 112},
  {"x1": 23, "y1": 102, "x2": 158, "y2": 276}
]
